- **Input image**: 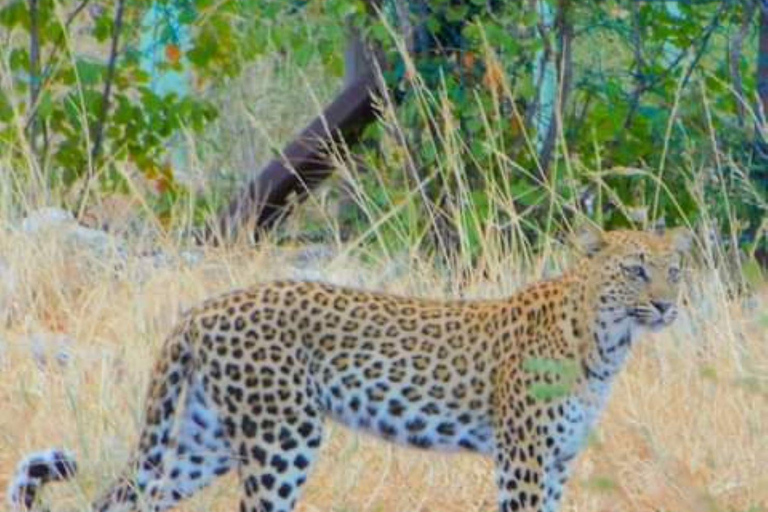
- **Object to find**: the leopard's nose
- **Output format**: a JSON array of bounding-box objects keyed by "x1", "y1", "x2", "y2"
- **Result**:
[{"x1": 651, "y1": 300, "x2": 673, "y2": 315}]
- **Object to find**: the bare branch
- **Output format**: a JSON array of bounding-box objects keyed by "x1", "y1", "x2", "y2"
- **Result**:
[
  {"x1": 90, "y1": 0, "x2": 126, "y2": 165},
  {"x1": 23, "y1": 0, "x2": 93, "y2": 133},
  {"x1": 621, "y1": 4, "x2": 725, "y2": 132},
  {"x1": 622, "y1": 1, "x2": 648, "y2": 131},
  {"x1": 63, "y1": 0, "x2": 91, "y2": 28},
  {"x1": 27, "y1": 0, "x2": 40, "y2": 154},
  {"x1": 393, "y1": 0, "x2": 415, "y2": 54},
  {"x1": 678, "y1": 3, "x2": 728, "y2": 92},
  {"x1": 730, "y1": 0, "x2": 757, "y2": 127}
]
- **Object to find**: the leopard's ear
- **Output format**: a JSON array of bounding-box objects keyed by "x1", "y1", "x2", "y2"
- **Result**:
[
  {"x1": 666, "y1": 227, "x2": 693, "y2": 254},
  {"x1": 572, "y1": 224, "x2": 606, "y2": 257}
]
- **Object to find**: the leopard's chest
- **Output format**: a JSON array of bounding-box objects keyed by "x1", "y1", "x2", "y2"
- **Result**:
[
  {"x1": 549, "y1": 380, "x2": 612, "y2": 467},
  {"x1": 547, "y1": 321, "x2": 634, "y2": 461}
]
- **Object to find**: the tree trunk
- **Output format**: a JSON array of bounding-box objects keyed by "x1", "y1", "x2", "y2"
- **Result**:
[
  {"x1": 536, "y1": 0, "x2": 572, "y2": 180},
  {"x1": 206, "y1": 28, "x2": 383, "y2": 244}
]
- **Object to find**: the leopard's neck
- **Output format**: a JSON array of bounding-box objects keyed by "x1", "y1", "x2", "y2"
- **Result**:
[{"x1": 565, "y1": 273, "x2": 636, "y2": 385}]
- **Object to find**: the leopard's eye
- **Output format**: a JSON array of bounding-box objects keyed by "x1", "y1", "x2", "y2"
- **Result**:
[
  {"x1": 622, "y1": 264, "x2": 649, "y2": 282},
  {"x1": 668, "y1": 267, "x2": 681, "y2": 283}
]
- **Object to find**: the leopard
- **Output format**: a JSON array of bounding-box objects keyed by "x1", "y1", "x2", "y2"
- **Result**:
[{"x1": 8, "y1": 227, "x2": 692, "y2": 512}]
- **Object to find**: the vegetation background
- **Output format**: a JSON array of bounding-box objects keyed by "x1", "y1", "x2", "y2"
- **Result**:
[{"x1": 0, "y1": 1, "x2": 766, "y2": 511}]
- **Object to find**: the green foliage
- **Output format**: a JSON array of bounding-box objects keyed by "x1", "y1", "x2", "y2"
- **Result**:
[
  {"x1": 0, "y1": 1, "x2": 300, "y2": 216},
  {"x1": 1, "y1": 0, "x2": 764, "y2": 253},
  {"x1": 0, "y1": 0, "x2": 218, "y2": 217},
  {"x1": 0, "y1": 0, "x2": 374, "y2": 220},
  {"x1": 181, "y1": 0, "x2": 362, "y2": 80},
  {"x1": 348, "y1": 0, "x2": 765, "y2": 262}
]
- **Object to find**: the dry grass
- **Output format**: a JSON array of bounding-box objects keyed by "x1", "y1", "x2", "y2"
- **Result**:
[
  {"x1": 1, "y1": 13, "x2": 766, "y2": 511},
  {"x1": 0, "y1": 222, "x2": 765, "y2": 512}
]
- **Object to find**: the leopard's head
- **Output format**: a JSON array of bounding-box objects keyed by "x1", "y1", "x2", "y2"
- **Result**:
[{"x1": 575, "y1": 226, "x2": 693, "y2": 332}]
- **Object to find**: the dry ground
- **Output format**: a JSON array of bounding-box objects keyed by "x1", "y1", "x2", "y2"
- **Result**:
[{"x1": 0, "y1": 227, "x2": 766, "y2": 512}]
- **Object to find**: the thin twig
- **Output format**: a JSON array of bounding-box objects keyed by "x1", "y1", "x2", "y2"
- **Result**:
[
  {"x1": 23, "y1": 0, "x2": 92, "y2": 133},
  {"x1": 678, "y1": 2, "x2": 728, "y2": 93},
  {"x1": 393, "y1": 0, "x2": 415, "y2": 54},
  {"x1": 27, "y1": 0, "x2": 40, "y2": 153},
  {"x1": 730, "y1": 1, "x2": 757, "y2": 127},
  {"x1": 90, "y1": 0, "x2": 126, "y2": 165},
  {"x1": 77, "y1": 0, "x2": 125, "y2": 218},
  {"x1": 622, "y1": 1, "x2": 647, "y2": 131},
  {"x1": 621, "y1": 3, "x2": 726, "y2": 133}
]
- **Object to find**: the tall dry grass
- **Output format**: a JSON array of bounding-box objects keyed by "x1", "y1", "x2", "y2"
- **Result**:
[
  {"x1": 0, "y1": 17, "x2": 766, "y2": 512},
  {"x1": 0, "y1": 221, "x2": 765, "y2": 512}
]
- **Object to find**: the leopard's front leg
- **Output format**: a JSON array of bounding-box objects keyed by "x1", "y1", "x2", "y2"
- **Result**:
[
  {"x1": 493, "y1": 397, "x2": 586, "y2": 512},
  {"x1": 493, "y1": 425, "x2": 548, "y2": 512},
  {"x1": 493, "y1": 369, "x2": 588, "y2": 512},
  {"x1": 492, "y1": 371, "x2": 549, "y2": 512}
]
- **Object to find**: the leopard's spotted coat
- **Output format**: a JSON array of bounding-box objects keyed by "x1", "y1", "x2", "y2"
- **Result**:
[{"x1": 9, "y1": 228, "x2": 691, "y2": 512}]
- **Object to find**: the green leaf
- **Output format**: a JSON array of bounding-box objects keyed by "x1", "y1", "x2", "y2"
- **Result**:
[
  {"x1": 187, "y1": 42, "x2": 214, "y2": 68},
  {"x1": 446, "y1": 5, "x2": 469, "y2": 22},
  {"x1": 93, "y1": 13, "x2": 112, "y2": 41},
  {"x1": 36, "y1": 91, "x2": 54, "y2": 118},
  {"x1": 0, "y1": 91, "x2": 13, "y2": 122},
  {"x1": 178, "y1": 6, "x2": 197, "y2": 24},
  {"x1": 741, "y1": 260, "x2": 764, "y2": 287},
  {"x1": 0, "y1": 1, "x2": 28, "y2": 29},
  {"x1": 9, "y1": 48, "x2": 29, "y2": 72},
  {"x1": 75, "y1": 59, "x2": 104, "y2": 86}
]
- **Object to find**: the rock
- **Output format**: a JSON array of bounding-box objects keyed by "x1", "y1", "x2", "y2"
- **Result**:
[
  {"x1": 180, "y1": 249, "x2": 204, "y2": 266},
  {"x1": 16, "y1": 208, "x2": 206, "y2": 289},
  {"x1": 20, "y1": 207, "x2": 75, "y2": 233},
  {"x1": 28, "y1": 332, "x2": 74, "y2": 369},
  {"x1": 19, "y1": 207, "x2": 127, "y2": 263},
  {"x1": 287, "y1": 244, "x2": 337, "y2": 267},
  {"x1": 71, "y1": 225, "x2": 127, "y2": 261}
]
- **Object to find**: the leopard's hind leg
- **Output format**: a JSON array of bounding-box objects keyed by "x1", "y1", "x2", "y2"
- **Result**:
[
  {"x1": 8, "y1": 326, "x2": 235, "y2": 512},
  {"x1": 80, "y1": 319, "x2": 236, "y2": 511}
]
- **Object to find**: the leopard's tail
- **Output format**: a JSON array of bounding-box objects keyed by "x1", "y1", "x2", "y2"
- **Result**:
[
  {"x1": 7, "y1": 318, "x2": 199, "y2": 511},
  {"x1": 7, "y1": 449, "x2": 78, "y2": 510}
]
